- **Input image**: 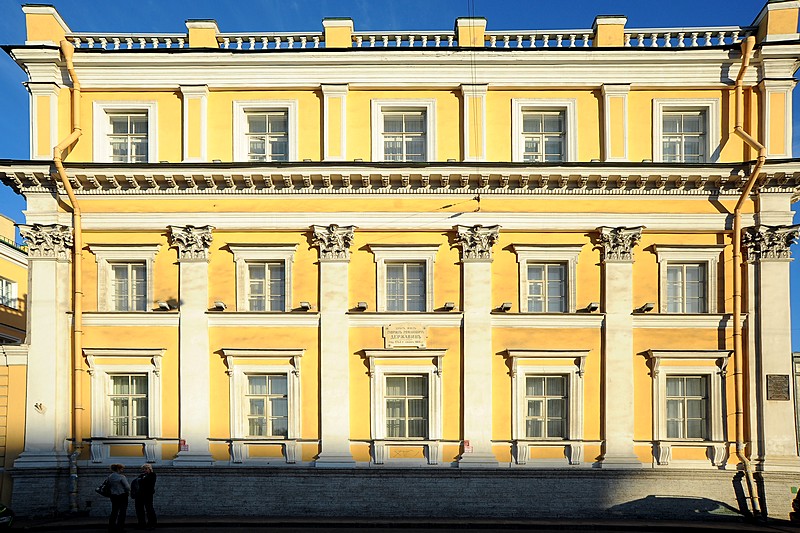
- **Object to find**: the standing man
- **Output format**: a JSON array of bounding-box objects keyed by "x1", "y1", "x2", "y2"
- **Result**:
[
  {"x1": 134, "y1": 464, "x2": 157, "y2": 530},
  {"x1": 105, "y1": 464, "x2": 130, "y2": 533}
]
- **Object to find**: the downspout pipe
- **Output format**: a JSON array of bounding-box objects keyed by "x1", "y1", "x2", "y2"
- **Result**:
[
  {"x1": 53, "y1": 40, "x2": 84, "y2": 514},
  {"x1": 732, "y1": 34, "x2": 766, "y2": 518}
]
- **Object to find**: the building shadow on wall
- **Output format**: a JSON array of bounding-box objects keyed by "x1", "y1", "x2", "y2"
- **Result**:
[{"x1": 607, "y1": 494, "x2": 743, "y2": 521}]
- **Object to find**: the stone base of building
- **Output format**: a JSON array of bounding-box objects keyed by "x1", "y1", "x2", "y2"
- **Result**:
[{"x1": 10, "y1": 466, "x2": 799, "y2": 520}]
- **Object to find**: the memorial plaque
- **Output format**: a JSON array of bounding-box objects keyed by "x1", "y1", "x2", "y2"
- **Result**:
[
  {"x1": 766, "y1": 374, "x2": 791, "y2": 401},
  {"x1": 383, "y1": 323, "x2": 427, "y2": 348}
]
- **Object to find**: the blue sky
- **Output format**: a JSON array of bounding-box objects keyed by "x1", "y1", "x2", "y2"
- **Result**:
[{"x1": 0, "y1": 0, "x2": 798, "y2": 349}]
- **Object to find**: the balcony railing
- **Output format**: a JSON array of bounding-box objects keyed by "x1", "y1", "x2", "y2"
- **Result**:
[{"x1": 64, "y1": 25, "x2": 753, "y2": 50}]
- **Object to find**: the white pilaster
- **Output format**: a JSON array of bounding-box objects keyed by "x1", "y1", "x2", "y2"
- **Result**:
[
  {"x1": 760, "y1": 79, "x2": 796, "y2": 158},
  {"x1": 15, "y1": 223, "x2": 73, "y2": 467},
  {"x1": 169, "y1": 225, "x2": 215, "y2": 465},
  {"x1": 26, "y1": 82, "x2": 59, "y2": 160},
  {"x1": 742, "y1": 216, "x2": 800, "y2": 472},
  {"x1": 312, "y1": 224, "x2": 356, "y2": 466},
  {"x1": 601, "y1": 84, "x2": 629, "y2": 162},
  {"x1": 598, "y1": 226, "x2": 643, "y2": 468},
  {"x1": 455, "y1": 224, "x2": 499, "y2": 467},
  {"x1": 179, "y1": 85, "x2": 208, "y2": 162},
  {"x1": 460, "y1": 84, "x2": 487, "y2": 162},
  {"x1": 321, "y1": 84, "x2": 348, "y2": 161}
]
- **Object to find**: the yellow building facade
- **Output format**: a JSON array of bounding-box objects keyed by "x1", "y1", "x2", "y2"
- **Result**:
[{"x1": 1, "y1": 1, "x2": 800, "y2": 520}]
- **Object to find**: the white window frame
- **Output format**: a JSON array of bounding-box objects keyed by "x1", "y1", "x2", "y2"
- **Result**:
[
  {"x1": 89, "y1": 244, "x2": 160, "y2": 313},
  {"x1": 363, "y1": 349, "x2": 445, "y2": 465},
  {"x1": 511, "y1": 99, "x2": 577, "y2": 163},
  {"x1": 652, "y1": 99, "x2": 720, "y2": 163},
  {"x1": 506, "y1": 350, "x2": 588, "y2": 466},
  {"x1": 93, "y1": 101, "x2": 158, "y2": 163},
  {"x1": 229, "y1": 244, "x2": 297, "y2": 312},
  {"x1": 84, "y1": 348, "x2": 164, "y2": 463},
  {"x1": 654, "y1": 245, "x2": 723, "y2": 314},
  {"x1": 513, "y1": 244, "x2": 583, "y2": 314},
  {"x1": 233, "y1": 100, "x2": 299, "y2": 162},
  {"x1": 371, "y1": 99, "x2": 436, "y2": 162},
  {"x1": 221, "y1": 348, "x2": 303, "y2": 464},
  {"x1": 0, "y1": 276, "x2": 18, "y2": 309},
  {"x1": 370, "y1": 244, "x2": 439, "y2": 313},
  {"x1": 646, "y1": 350, "x2": 730, "y2": 467}
]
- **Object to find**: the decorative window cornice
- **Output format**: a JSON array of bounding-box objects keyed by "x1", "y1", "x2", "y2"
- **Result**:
[
  {"x1": 311, "y1": 224, "x2": 356, "y2": 261},
  {"x1": 454, "y1": 224, "x2": 500, "y2": 262},
  {"x1": 19, "y1": 223, "x2": 72, "y2": 260},
  {"x1": 742, "y1": 224, "x2": 800, "y2": 262},
  {"x1": 596, "y1": 226, "x2": 643, "y2": 263},
  {"x1": 168, "y1": 224, "x2": 214, "y2": 261}
]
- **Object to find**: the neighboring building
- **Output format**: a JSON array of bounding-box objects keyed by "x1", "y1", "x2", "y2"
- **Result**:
[
  {"x1": 1, "y1": 0, "x2": 799, "y2": 520},
  {"x1": 0, "y1": 214, "x2": 27, "y2": 505}
]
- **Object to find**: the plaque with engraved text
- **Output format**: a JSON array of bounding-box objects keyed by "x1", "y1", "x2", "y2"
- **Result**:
[{"x1": 766, "y1": 375, "x2": 790, "y2": 401}]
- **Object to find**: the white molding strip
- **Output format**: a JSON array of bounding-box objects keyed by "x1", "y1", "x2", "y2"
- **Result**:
[
  {"x1": 632, "y1": 313, "x2": 742, "y2": 328},
  {"x1": 82, "y1": 312, "x2": 180, "y2": 327},
  {"x1": 348, "y1": 312, "x2": 463, "y2": 328},
  {"x1": 207, "y1": 312, "x2": 320, "y2": 327},
  {"x1": 491, "y1": 313, "x2": 604, "y2": 328}
]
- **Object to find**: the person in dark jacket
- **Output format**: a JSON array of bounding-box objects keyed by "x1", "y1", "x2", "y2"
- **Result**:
[
  {"x1": 105, "y1": 463, "x2": 130, "y2": 533},
  {"x1": 133, "y1": 463, "x2": 157, "y2": 530}
]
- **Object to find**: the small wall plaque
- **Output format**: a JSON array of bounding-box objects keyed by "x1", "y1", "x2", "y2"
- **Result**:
[
  {"x1": 766, "y1": 374, "x2": 791, "y2": 401},
  {"x1": 383, "y1": 323, "x2": 427, "y2": 348}
]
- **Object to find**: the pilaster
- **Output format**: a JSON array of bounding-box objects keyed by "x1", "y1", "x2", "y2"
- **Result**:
[
  {"x1": 311, "y1": 224, "x2": 356, "y2": 466},
  {"x1": 461, "y1": 84, "x2": 487, "y2": 162},
  {"x1": 321, "y1": 84, "x2": 349, "y2": 161},
  {"x1": 25, "y1": 82, "x2": 59, "y2": 161},
  {"x1": 169, "y1": 224, "x2": 215, "y2": 465},
  {"x1": 597, "y1": 226, "x2": 643, "y2": 468},
  {"x1": 743, "y1": 221, "x2": 800, "y2": 471},
  {"x1": 14, "y1": 223, "x2": 73, "y2": 467},
  {"x1": 454, "y1": 224, "x2": 500, "y2": 467},
  {"x1": 601, "y1": 84, "x2": 629, "y2": 162},
  {"x1": 180, "y1": 85, "x2": 208, "y2": 162},
  {"x1": 759, "y1": 78, "x2": 796, "y2": 158}
]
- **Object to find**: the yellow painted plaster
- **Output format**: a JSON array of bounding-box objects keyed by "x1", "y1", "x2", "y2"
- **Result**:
[
  {"x1": 769, "y1": 91, "x2": 787, "y2": 156},
  {"x1": 327, "y1": 96, "x2": 343, "y2": 159},
  {"x1": 609, "y1": 96, "x2": 625, "y2": 159},
  {"x1": 25, "y1": 12, "x2": 67, "y2": 43},
  {"x1": 594, "y1": 24, "x2": 625, "y2": 47},
  {"x1": 187, "y1": 98, "x2": 202, "y2": 159}
]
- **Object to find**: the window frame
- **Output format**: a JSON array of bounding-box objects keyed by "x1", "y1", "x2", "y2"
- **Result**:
[
  {"x1": 0, "y1": 276, "x2": 18, "y2": 309},
  {"x1": 93, "y1": 101, "x2": 158, "y2": 163},
  {"x1": 506, "y1": 349, "x2": 588, "y2": 465},
  {"x1": 664, "y1": 374, "x2": 709, "y2": 440},
  {"x1": 384, "y1": 374, "x2": 429, "y2": 439},
  {"x1": 371, "y1": 99, "x2": 436, "y2": 162},
  {"x1": 652, "y1": 99, "x2": 720, "y2": 163},
  {"x1": 370, "y1": 244, "x2": 439, "y2": 313},
  {"x1": 229, "y1": 244, "x2": 297, "y2": 312},
  {"x1": 363, "y1": 349, "x2": 445, "y2": 465},
  {"x1": 513, "y1": 244, "x2": 583, "y2": 314},
  {"x1": 84, "y1": 347, "x2": 164, "y2": 463},
  {"x1": 89, "y1": 244, "x2": 160, "y2": 313},
  {"x1": 233, "y1": 100, "x2": 298, "y2": 162},
  {"x1": 645, "y1": 349, "x2": 730, "y2": 467},
  {"x1": 654, "y1": 245, "x2": 723, "y2": 314},
  {"x1": 222, "y1": 348, "x2": 303, "y2": 464},
  {"x1": 511, "y1": 99, "x2": 577, "y2": 163}
]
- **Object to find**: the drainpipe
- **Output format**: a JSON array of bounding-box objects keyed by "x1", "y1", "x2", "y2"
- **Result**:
[
  {"x1": 732, "y1": 35, "x2": 766, "y2": 518},
  {"x1": 53, "y1": 40, "x2": 84, "y2": 514}
]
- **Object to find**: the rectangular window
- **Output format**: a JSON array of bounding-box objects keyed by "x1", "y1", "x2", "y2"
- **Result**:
[
  {"x1": 108, "y1": 112, "x2": 149, "y2": 163},
  {"x1": 382, "y1": 110, "x2": 426, "y2": 162},
  {"x1": 525, "y1": 375, "x2": 567, "y2": 439},
  {"x1": 246, "y1": 111, "x2": 288, "y2": 162},
  {"x1": 109, "y1": 374, "x2": 148, "y2": 437},
  {"x1": 111, "y1": 263, "x2": 147, "y2": 312},
  {"x1": 666, "y1": 375, "x2": 708, "y2": 439},
  {"x1": 666, "y1": 263, "x2": 706, "y2": 313},
  {"x1": 246, "y1": 374, "x2": 288, "y2": 438},
  {"x1": 522, "y1": 111, "x2": 565, "y2": 162},
  {"x1": 386, "y1": 262, "x2": 426, "y2": 312},
  {"x1": 662, "y1": 111, "x2": 706, "y2": 163},
  {"x1": 527, "y1": 263, "x2": 566, "y2": 313},
  {"x1": 385, "y1": 375, "x2": 428, "y2": 439},
  {"x1": 247, "y1": 263, "x2": 286, "y2": 312},
  {"x1": 0, "y1": 277, "x2": 16, "y2": 309}
]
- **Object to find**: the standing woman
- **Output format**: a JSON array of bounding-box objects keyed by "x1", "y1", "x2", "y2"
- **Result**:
[
  {"x1": 134, "y1": 464, "x2": 157, "y2": 530},
  {"x1": 105, "y1": 464, "x2": 130, "y2": 533}
]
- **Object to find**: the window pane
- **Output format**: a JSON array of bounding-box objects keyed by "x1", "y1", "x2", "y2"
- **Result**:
[
  {"x1": 134, "y1": 416, "x2": 148, "y2": 436},
  {"x1": 523, "y1": 114, "x2": 542, "y2": 133},
  {"x1": 546, "y1": 377, "x2": 565, "y2": 397},
  {"x1": 527, "y1": 399, "x2": 543, "y2": 417},
  {"x1": 130, "y1": 115, "x2": 148, "y2": 134},
  {"x1": 528, "y1": 265, "x2": 544, "y2": 281},
  {"x1": 547, "y1": 398, "x2": 564, "y2": 418},
  {"x1": 248, "y1": 114, "x2": 267, "y2": 134},
  {"x1": 112, "y1": 375, "x2": 129, "y2": 394},
  {"x1": 666, "y1": 398, "x2": 682, "y2": 419},
  {"x1": 386, "y1": 376, "x2": 405, "y2": 396},
  {"x1": 249, "y1": 398, "x2": 265, "y2": 416},
  {"x1": 406, "y1": 376, "x2": 426, "y2": 396},
  {"x1": 543, "y1": 113, "x2": 564, "y2": 132},
  {"x1": 386, "y1": 419, "x2": 403, "y2": 438},
  {"x1": 526, "y1": 419, "x2": 543, "y2": 438},
  {"x1": 687, "y1": 419, "x2": 705, "y2": 439},
  {"x1": 686, "y1": 377, "x2": 705, "y2": 397},
  {"x1": 408, "y1": 398, "x2": 427, "y2": 418},
  {"x1": 404, "y1": 114, "x2": 425, "y2": 133},
  {"x1": 270, "y1": 375, "x2": 288, "y2": 395},
  {"x1": 131, "y1": 375, "x2": 147, "y2": 394},
  {"x1": 386, "y1": 398, "x2": 404, "y2": 418},
  {"x1": 547, "y1": 418, "x2": 564, "y2": 438},
  {"x1": 407, "y1": 419, "x2": 426, "y2": 438},
  {"x1": 271, "y1": 418, "x2": 288, "y2": 437},
  {"x1": 111, "y1": 397, "x2": 128, "y2": 417},
  {"x1": 248, "y1": 376, "x2": 267, "y2": 395},
  {"x1": 527, "y1": 377, "x2": 544, "y2": 396},
  {"x1": 666, "y1": 420, "x2": 681, "y2": 439},
  {"x1": 268, "y1": 113, "x2": 288, "y2": 133},
  {"x1": 249, "y1": 418, "x2": 266, "y2": 436},
  {"x1": 663, "y1": 115, "x2": 681, "y2": 133},
  {"x1": 666, "y1": 377, "x2": 683, "y2": 397},
  {"x1": 271, "y1": 397, "x2": 288, "y2": 417},
  {"x1": 687, "y1": 399, "x2": 705, "y2": 419},
  {"x1": 132, "y1": 396, "x2": 148, "y2": 417},
  {"x1": 384, "y1": 114, "x2": 403, "y2": 133}
]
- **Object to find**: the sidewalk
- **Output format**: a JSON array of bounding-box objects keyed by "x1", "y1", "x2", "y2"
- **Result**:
[{"x1": 10, "y1": 516, "x2": 800, "y2": 532}]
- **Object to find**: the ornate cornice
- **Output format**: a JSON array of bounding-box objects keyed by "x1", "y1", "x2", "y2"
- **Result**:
[
  {"x1": 743, "y1": 224, "x2": 800, "y2": 262},
  {"x1": 454, "y1": 224, "x2": 500, "y2": 262},
  {"x1": 311, "y1": 224, "x2": 356, "y2": 261},
  {"x1": 597, "y1": 226, "x2": 643, "y2": 263},
  {"x1": 167, "y1": 224, "x2": 213, "y2": 261},
  {"x1": 18, "y1": 223, "x2": 72, "y2": 260}
]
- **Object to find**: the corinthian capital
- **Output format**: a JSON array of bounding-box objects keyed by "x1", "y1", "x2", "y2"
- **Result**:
[
  {"x1": 311, "y1": 224, "x2": 356, "y2": 261},
  {"x1": 454, "y1": 225, "x2": 500, "y2": 262},
  {"x1": 597, "y1": 226, "x2": 644, "y2": 263},
  {"x1": 19, "y1": 223, "x2": 73, "y2": 260},
  {"x1": 743, "y1": 224, "x2": 800, "y2": 262},
  {"x1": 168, "y1": 225, "x2": 214, "y2": 261}
]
